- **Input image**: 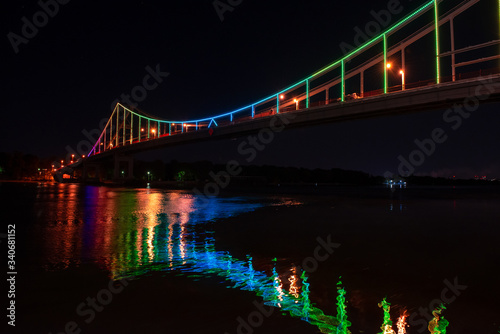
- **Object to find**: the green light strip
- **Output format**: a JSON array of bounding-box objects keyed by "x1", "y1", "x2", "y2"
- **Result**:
[
  {"x1": 434, "y1": 0, "x2": 440, "y2": 84},
  {"x1": 138, "y1": 117, "x2": 141, "y2": 142},
  {"x1": 276, "y1": 94, "x2": 280, "y2": 114},
  {"x1": 341, "y1": 60, "x2": 345, "y2": 102},
  {"x1": 310, "y1": 0, "x2": 435, "y2": 79},
  {"x1": 384, "y1": 34, "x2": 388, "y2": 94}
]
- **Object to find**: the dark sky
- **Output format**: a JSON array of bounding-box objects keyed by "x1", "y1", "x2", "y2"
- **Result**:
[{"x1": 2, "y1": 0, "x2": 499, "y2": 178}]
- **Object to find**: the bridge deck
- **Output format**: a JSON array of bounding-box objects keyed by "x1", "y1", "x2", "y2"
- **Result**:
[{"x1": 86, "y1": 74, "x2": 500, "y2": 161}]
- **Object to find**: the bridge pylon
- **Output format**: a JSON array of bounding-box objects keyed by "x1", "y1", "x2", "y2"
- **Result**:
[{"x1": 82, "y1": 161, "x2": 104, "y2": 183}]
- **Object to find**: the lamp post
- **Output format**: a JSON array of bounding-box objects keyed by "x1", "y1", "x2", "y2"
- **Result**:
[
  {"x1": 294, "y1": 99, "x2": 298, "y2": 110},
  {"x1": 399, "y1": 70, "x2": 405, "y2": 90}
]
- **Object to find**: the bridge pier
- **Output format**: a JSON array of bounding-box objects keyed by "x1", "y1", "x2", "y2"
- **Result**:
[
  {"x1": 82, "y1": 162, "x2": 104, "y2": 183},
  {"x1": 113, "y1": 154, "x2": 134, "y2": 179}
]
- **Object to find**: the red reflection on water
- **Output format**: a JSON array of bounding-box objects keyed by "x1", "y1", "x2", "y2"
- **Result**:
[{"x1": 41, "y1": 184, "x2": 82, "y2": 270}]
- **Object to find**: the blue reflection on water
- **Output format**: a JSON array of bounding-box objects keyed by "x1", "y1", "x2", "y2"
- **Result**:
[{"x1": 36, "y1": 185, "x2": 337, "y2": 333}]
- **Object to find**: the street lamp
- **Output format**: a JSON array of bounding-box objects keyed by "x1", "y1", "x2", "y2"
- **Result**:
[
  {"x1": 399, "y1": 70, "x2": 405, "y2": 90},
  {"x1": 151, "y1": 129, "x2": 156, "y2": 138},
  {"x1": 386, "y1": 63, "x2": 392, "y2": 69},
  {"x1": 280, "y1": 94, "x2": 285, "y2": 100},
  {"x1": 294, "y1": 99, "x2": 298, "y2": 110}
]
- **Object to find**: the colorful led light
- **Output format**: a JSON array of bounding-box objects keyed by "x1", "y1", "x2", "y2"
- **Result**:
[
  {"x1": 378, "y1": 297, "x2": 395, "y2": 334},
  {"x1": 341, "y1": 60, "x2": 345, "y2": 102},
  {"x1": 434, "y1": 0, "x2": 440, "y2": 84},
  {"x1": 88, "y1": 0, "x2": 442, "y2": 158}
]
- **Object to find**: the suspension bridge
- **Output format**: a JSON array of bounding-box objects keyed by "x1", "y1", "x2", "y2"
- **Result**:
[{"x1": 59, "y1": 0, "x2": 500, "y2": 181}]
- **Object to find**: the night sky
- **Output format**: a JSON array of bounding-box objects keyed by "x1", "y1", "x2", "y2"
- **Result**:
[{"x1": 2, "y1": 0, "x2": 499, "y2": 178}]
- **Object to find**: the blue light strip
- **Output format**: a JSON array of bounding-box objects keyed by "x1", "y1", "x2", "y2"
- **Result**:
[{"x1": 277, "y1": 94, "x2": 280, "y2": 114}]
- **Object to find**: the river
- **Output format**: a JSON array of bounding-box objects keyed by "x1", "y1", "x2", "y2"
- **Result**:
[{"x1": 0, "y1": 182, "x2": 498, "y2": 334}]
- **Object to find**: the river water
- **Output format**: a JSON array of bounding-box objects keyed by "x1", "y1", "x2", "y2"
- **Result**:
[{"x1": 1, "y1": 182, "x2": 499, "y2": 334}]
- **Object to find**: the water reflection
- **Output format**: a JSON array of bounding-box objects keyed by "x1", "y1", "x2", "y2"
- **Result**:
[{"x1": 34, "y1": 184, "x2": 341, "y2": 333}]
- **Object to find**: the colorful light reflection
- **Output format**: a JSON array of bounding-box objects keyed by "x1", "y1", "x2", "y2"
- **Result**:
[{"x1": 37, "y1": 186, "x2": 346, "y2": 333}]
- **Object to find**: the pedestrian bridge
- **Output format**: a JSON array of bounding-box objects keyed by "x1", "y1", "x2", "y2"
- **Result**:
[{"x1": 57, "y1": 0, "x2": 500, "y2": 181}]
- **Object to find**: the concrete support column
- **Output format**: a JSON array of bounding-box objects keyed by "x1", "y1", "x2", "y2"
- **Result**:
[
  {"x1": 114, "y1": 154, "x2": 134, "y2": 179},
  {"x1": 114, "y1": 156, "x2": 120, "y2": 179},
  {"x1": 82, "y1": 162, "x2": 102, "y2": 183},
  {"x1": 128, "y1": 158, "x2": 134, "y2": 179}
]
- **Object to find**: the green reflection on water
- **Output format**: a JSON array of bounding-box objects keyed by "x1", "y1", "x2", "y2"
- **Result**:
[{"x1": 111, "y1": 209, "x2": 343, "y2": 333}]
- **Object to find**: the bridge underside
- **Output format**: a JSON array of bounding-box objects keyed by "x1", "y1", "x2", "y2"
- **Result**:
[{"x1": 86, "y1": 75, "x2": 500, "y2": 162}]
